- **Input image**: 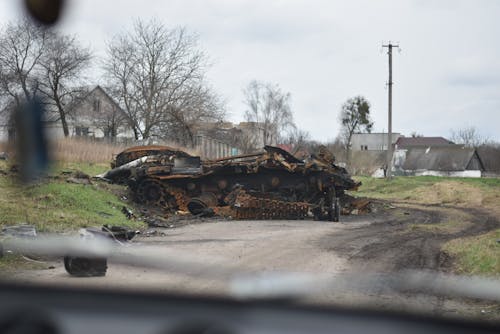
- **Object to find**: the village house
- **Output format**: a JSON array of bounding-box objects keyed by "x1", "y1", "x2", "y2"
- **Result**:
[
  {"x1": 387, "y1": 135, "x2": 488, "y2": 177},
  {"x1": 46, "y1": 85, "x2": 135, "y2": 141},
  {"x1": 351, "y1": 132, "x2": 401, "y2": 151},
  {"x1": 192, "y1": 121, "x2": 267, "y2": 159},
  {"x1": 392, "y1": 146, "x2": 485, "y2": 177},
  {"x1": 359, "y1": 134, "x2": 486, "y2": 178},
  {"x1": 0, "y1": 86, "x2": 135, "y2": 142},
  {"x1": 394, "y1": 136, "x2": 455, "y2": 150}
]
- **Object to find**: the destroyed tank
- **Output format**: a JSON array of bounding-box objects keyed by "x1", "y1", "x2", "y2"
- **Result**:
[
  {"x1": 111, "y1": 145, "x2": 193, "y2": 168},
  {"x1": 101, "y1": 145, "x2": 361, "y2": 221}
]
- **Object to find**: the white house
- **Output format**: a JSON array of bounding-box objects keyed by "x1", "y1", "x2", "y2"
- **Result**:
[
  {"x1": 0, "y1": 86, "x2": 135, "y2": 142},
  {"x1": 47, "y1": 85, "x2": 135, "y2": 140},
  {"x1": 351, "y1": 132, "x2": 401, "y2": 151},
  {"x1": 392, "y1": 146, "x2": 485, "y2": 178}
]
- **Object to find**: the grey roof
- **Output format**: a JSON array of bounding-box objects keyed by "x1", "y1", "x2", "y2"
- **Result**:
[
  {"x1": 476, "y1": 146, "x2": 500, "y2": 172},
  {"x1": 396, "y1": 137, "x2": 454, "y2": 148},
  {"x1": 402, "y1": 146, "x2": 482, "y2": 171}
]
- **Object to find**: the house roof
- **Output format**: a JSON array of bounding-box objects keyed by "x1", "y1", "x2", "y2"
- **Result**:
[
  {"x1": 476, "y1": 146, "x2": 500, "y2": 172},
  {"x1": 395, "y1": 136, "x2": 454, "y2": 148},
  {"x1": 68, "y1": 85, "x2": 125, "y2": 116},
  {"x1": 402, "y1": 146, "x2": 483, "y2": 171},
  {"x1": 352, "y1": 132, "x2": 401, "y2": 135}
]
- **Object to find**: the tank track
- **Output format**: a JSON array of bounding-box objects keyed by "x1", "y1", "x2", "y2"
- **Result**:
[
  {"x1": 135, "y1": 178, "x2": 189, "y2": 211},
  {"x1": 220, "y1": 189, "x2": 310, "y2": 219}
]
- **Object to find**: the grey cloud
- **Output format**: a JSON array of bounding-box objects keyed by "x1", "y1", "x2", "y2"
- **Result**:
[
  {"x1": 447, "y1": 72, "x2": 500, "y2": 87},
  {"x1": 2, "y1": 0, "x2": 500, "y2": 141}
]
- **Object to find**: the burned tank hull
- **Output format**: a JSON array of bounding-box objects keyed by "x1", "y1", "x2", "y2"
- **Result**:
[
  {"x1": 111, "y1": 145, "x2": 193, "y2": 168},
  {"x1": 121, "y1": 145, "x2": 360, "y2": 221}
]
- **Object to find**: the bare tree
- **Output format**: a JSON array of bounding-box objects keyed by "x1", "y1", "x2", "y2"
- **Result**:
[
  {"x1": 338, "y1": 96, "x2": 373, "y2": 158},
  {"x1": 325, "y1": 136, "x2": 347, "y2": 163},
  {"x1": 243, "y1": 80, "x2": 295, "y2": 146},
  {"x1": 160, "y1": 84, "x2": 225, "y2": 146},
  {"x1": 283, "y1": 128, "x2": 311, "y2": 155},
  {"x1": 224, "y1": 126, "x2": 261, "y2": 154},
  {"x1": 0, "y1": 18, "x2": 47, "y2": 107},
  {"x1": 0, "y1": 19, "x2": 93, "y2": 138},
  {"x1": 236, "y1": 132, "x2": 261, "y2": 154},
  {"x1": 450, "y1": 126, "x2": 487, "y2": 148},
  {"x1": 37, "y1": 32, "x2": 92, "y2": 137},
  {"x1": 103, "y1": 19, "x2": 223, "y2": 142}
]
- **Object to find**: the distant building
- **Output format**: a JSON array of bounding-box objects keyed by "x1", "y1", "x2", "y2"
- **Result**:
[
  {"x1": 47, "y1": 85, "x2": 135, "y2": 141},
  {"x1": 237, "y1": 122, "x2": 267, "y2": 148},
  {"x1": 476, "y1": 146, "x2": 500, "y2": 177},
  {"x1": 351, "y1": 132, "x2": 401, "y2": 151},
  {"x1": 0, "y1": 85, "x2": 135, "y2": 142},
  {"x1": 193, "y1": 134, "x2": 238, "y2": 160},
  {"x1": 190, "y1": 121, "x2": 272, "y2": 159},
  {"x1": 394, "y1": 136, "x2": 455, "y2": 150},
  {"x1": 392, "y1": 146, "x2": 485, "y2": 177}
]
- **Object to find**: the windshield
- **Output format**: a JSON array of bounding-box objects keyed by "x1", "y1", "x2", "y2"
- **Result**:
[{"x1": 0, "y1": 0, "x2": 499, "y2": 323}]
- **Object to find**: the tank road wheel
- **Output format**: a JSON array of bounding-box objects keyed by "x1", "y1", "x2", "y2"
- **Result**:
[
  {"x1": 135, "y1": 179, "x2": 179, "y2": 209},
  {"x1": 136, "y1": 179, "x2": 165, "y2": 206}
]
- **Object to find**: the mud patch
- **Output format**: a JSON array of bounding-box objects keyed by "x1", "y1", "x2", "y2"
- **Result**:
[{"x1": 319, "y1": 202, "x2": 499, "y2": 273}]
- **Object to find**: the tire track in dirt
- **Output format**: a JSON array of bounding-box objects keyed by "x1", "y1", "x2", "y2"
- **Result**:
[{"x1": 319, "y1": 202, "x2": 499, "y2": 273}]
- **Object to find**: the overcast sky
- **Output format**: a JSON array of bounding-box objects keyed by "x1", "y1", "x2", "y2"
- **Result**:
[{"x1": 2, "y1": 0, "x2": 500, "y2": 142}]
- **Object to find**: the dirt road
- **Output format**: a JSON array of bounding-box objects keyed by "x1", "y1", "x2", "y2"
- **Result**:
[
  {"x1": 12, "y1": 218, "x2": 371, "y2": 291},
  {"x1": 7, "y1": 202, "x2": 500, "y2": 319}
]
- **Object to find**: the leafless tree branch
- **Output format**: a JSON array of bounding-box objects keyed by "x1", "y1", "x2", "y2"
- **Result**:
[{"x1": 103, "y1": 19, "x2": 223, "y2": 142}]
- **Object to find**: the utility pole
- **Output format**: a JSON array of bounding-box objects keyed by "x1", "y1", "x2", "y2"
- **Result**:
[{"x1": 382, "y1": 42, "x2": 399, "y2": 180}]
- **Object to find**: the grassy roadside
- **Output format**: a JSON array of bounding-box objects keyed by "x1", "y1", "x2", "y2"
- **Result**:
[
  {"x1": 0, "y1": 254, "x2": 48, "y2": 273},
  {"x1": 351, "y1": 176, "x2": 500, "y2": 276},
  {"x1": 0, "y1": 161, "x2": 144, "y2": 232},
  {"x1": 443, "y1": 229, "x2": 499, "y2": 275},
  {"x1": 353, "y1": 176, "x2": 500, "y2": 203},
  {"x1": 0, "y1": 139, "x2": 145, "y2": 270}
]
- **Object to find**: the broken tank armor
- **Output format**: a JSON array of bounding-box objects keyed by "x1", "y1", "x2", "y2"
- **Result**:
[{"x1": 99, "y1": 145, "x2": 361, "y2": 221}]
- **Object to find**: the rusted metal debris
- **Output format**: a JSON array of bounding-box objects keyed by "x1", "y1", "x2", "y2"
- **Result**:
[
  {"x1": 112, "y1": 145, "x2": 193, "y2": 168},
  {"x1": 341, "y1": 196, "x2": 372, "y2": 215},
  {"x1": 100, "y1": 145, "x2": 365, "y2": 221}
]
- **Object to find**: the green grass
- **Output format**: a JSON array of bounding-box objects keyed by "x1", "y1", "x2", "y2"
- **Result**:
[
  {"x1": 352, "y1": 176, "x2": 500, "y2": 204},
  {"x1": 352, "y1": 176, "x2": 441, "y2": 199},
  {"x1": 0, "y1": 163, "x2": 144, "y2": 232},
  {"x1": 52, "y1": 162, "x2": 111, "y2": 177},
  {"x1": 353, "y1": 175, "x2": 500, "y2": 197},
  {"x1": 353, "y1": 176, "x2": 500, "y2": 276},
  {"x1": 443, "y1": 229, "x2": 500, "y2": 277},
  {"x1": 0, "y1": 254, "x2": 48, "y2": 273},
  {"x1": 409, "y1": 219, "x2": 471, "y2": 234}
]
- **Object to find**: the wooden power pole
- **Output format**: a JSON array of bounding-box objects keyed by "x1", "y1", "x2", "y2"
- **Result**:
[{"x1": 382, "y1": 42, "x2": 398, "y2": 180}]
